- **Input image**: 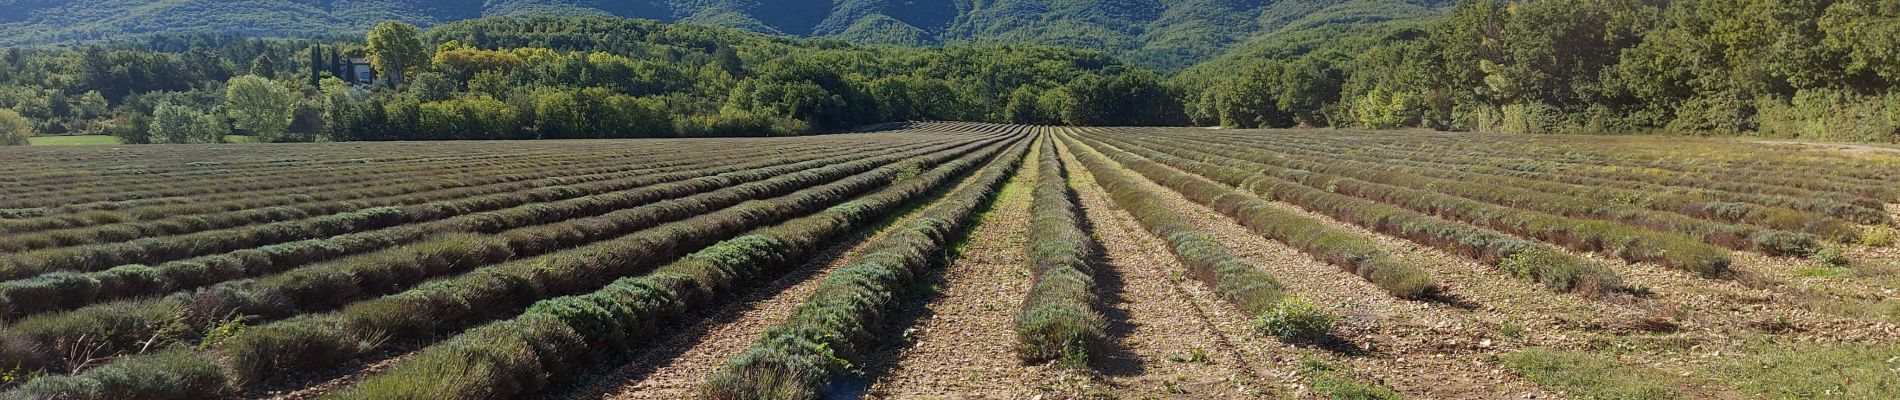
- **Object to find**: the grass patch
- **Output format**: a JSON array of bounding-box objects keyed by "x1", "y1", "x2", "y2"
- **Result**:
[
  {"x1": 28, "y1": 135, "x2": 119, "y2": 146},
  {"x1": 1799, "y1": 259, "x2": 1900, "y2": 322},
  {"x1": 1502, "y1": 347, "x2": 1681, "y2": 400},
  {"x1": 1253, "y1": 296, "x2": 1337, "y2": 342},
  {"x1": 1804, "y1": 297, "x2": 1900, "y2": 323},
  {"x1": 1300, "y1": 358, "x2": 1401, "y2": 400},
  {"x1": 1862, "y1": 226, "x2": 1896, "y2": 247},
  {"x1": 1707, "y1": 341, "x2": 1900, "y2": 399}
]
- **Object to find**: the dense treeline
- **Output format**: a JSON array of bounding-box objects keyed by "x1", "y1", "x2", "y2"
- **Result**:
[
  {"x1": 0, "y1": 16, "x2": 1174, "y2": 145},
  {"x1": 1178, "y1": 0, "x2": 1900, "y2": 142},
  {"x1": 4, "y1": 0, "x2": 1899, "y2": 146},
  {"x1": 0, "y1": 0, "x2": 1451, "y2": 71}
]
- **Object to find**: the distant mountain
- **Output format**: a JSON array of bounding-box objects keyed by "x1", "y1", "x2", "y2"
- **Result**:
[{"x1": 0, "y1": 0, "x2": 1448, "y2": 70}]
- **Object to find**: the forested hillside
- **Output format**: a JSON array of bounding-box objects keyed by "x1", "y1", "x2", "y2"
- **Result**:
[
  {"x1": 0, "y1": 16, "x2": 1178, "y2": 144},
  {"x1": 0, "y1": 0, "x2": 1896, "y2": 144},
  {"x1": 0, "y1": 0, "x2": 1450, "y2": 70}
]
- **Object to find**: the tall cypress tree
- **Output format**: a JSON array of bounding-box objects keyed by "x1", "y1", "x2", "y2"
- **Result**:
[
  {"x1": 330, "y1": 48, "x2": 345, "y2": 82},
  {"x1": 308, "y1": 42, "x2": 323, "y2": 87}
]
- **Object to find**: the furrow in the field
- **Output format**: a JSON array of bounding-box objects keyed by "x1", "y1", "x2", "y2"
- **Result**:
[
  {"x1": 1270, "y1": 143, "x2": 1894, "y2": 224},
  {"x1": 1166, "y1": 129, "x2": 1892, "y2": 226},
  {"x1": 1143, "y1": 129, "x2": 1864, "y2": 241},
  {"x1": 0, "y1": 147, "x2": 621, "y2": 208},
  {"x1": 1068, "y1": 131, "x2": 1563, "y2": 398},
  {"x1": 0, "y1": 133, "x2": 964, "y2": 221},
  {"x1": 0, "y1": 156, "x2": 623, "y2": 218},
  {"x1": 1232, "y1": 129, "x2": 1897, "y2": 199},
  {"x1": 0, "y1": 137, "x2": 1005, "y2": 376},
  {"x1": 1109, "y1": 128, "x2": 1899, "y2": 398},
  {"x1": 1072, "y1": 133, "x2": 1623, "y2": 296},
  {"x1": 0, "y1": 142, "x2": 799, "y2": 234},
  {"x1": 692, "y1": 129, "x2": 1029, "y2": 400},
  {"x1": 1216, "y1": 130, "x2": 1890, "y2": 212},
  {"x1": 299, "y1": 132, "x2": 1029, "y2": 400},
  {"x1": 0, "y1": 136, "x2": 860, "y2": 214},
  {"x1": 1091, "y1": 132, "x2": 1735, "y2": 277},
  {"x1": 1111, "y1": 132, "x2": 1830, "y2": 257},
  {"x1": 0, "y1": 137, "x2": 868, "y2": 229},
  {"x1": 579, "y1": 130, "x2": 1038, "y2": 400},
  {"x1": 0, "y1": 142, "x2": 862, "y2": 246},
  {"x1": 0, "y1": 137, "x2": 946, "y2": 244},
  {"x1": 1089, "y1": 132, "x2": 1438, "y2": 298},
  {"x1": 1214, "y1": 128, "x2": 1884, "y2": 200},
  {"x1": 0, "y1": 150, "x2": 539, "y2": 193},
  {"x1": 0, "y1": 138, "x2": 982, "y2": 280},
  {"x1": 847, "y1": 130, "x2": 1047, "y2": 398},
  {"x1": 575, "y1": 208, "x2": 918, "y2": 400},
  {"x1": 0, "y1": 137, "x2": 807, "y2": 195},
  {"x1": 1001, "y1": 128, "x2": 1114, "y2": 366},
  {"x1": 1080, "y1": 129, "x2": 1671, "y2": 333},
  {"x1": 0, "y1": 140, "x2": 559, "y2": 180},
  {"x1": 1111, "y1": 127, "x2": 1900, "y2": 329},
  {"x1": 1297, "y1": 131, "x2": 1899, "y2": 199},
  {"x1": 2, "y1": 135, "x2": 1017, "y2": 399},
  {"x1": 0, "y1": 138, "x2": 971, "y2": 320},
  {"x1": 1041, "y1": 131, "x2": 1288, "y2": 397},
  {"x1": 226, "y1": 136, "x2": 1009, "y2": 391},
  {"x1": 0, "y1": 130, "x2": 965, "y2": 212}
]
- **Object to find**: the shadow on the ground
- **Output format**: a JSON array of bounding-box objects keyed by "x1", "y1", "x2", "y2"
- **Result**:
[
  {"x1": 1424, "y1": 290, "x2": 1480, "y2": 311},
  {"x1": 1077, "y1": 202, "x2": 1146, "y2": 378}
]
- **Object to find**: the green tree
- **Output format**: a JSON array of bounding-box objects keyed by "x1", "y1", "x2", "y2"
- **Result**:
[
  {"x1": 419, "y1": 97, "x2": 517, "y2": 140},
  {"x1": 76, "y1": 90, "x2": 110, "y2": 119},
  {"x1": 723, "y1": 61, "x2": 874, "y2": 132},
  {"x1": 0, "y1": 109, "x2": 31, "y2": 146},
  {"x1": 468, "y1": 70, "x2": 508, "y2": 97},
  {"x1": 225, "y1": 75, "x2": 295, "y2": 142},
  {"x1": 318, "y1": 78, "x2": 364, "y2": 142},
  {"x1": 195, "y1": 112, "x2": 230, "y2": 144},
  {"x1": 367, "y1": 21, "x2": 428, "y2": 87},
  {"x1": 107, "y1": 113, "x2": 152, "y2": 145},
  {"x1": 250, "y1": 52, "x2": 280, "y2": 78},
  {"x1": 714, "y1": 46, "x2": 745, "y2": 77},
  {"x1": 410, "y1": 72, "x2": 456, "y2": 102},
  {"x1": 1278, "y1": 56, "x2": 1345, "y2": 127},
  {"x1": 534, "y1": 90, "x2": 587, "y2": 139},
  {"x1": 151, "y1": 102, "x2": 197, "y2": 144},
  {"x1": 867, "y1": 77, "x2": 920, "y2": 121},
  {"x1": 150, "y1": 103, "x2": 227, "y2": 144},
  {"x1": 1003, "y1": 86, "x2": 1046, "y2": 124},
  {"x1": 1821, "y1": 0, "x2": 1900, "y2": 83},
  {"x1": 1059, "y1": 70, "x2": 1179, "y2": 126},
  {"x1": 596, "y1": 94, "x2": 675, "y2": 138},
  {"x1": 1217, "y1": 61, "x2": 1291, "y2": 128}
]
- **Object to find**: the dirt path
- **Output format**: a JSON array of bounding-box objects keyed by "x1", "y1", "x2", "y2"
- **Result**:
[
  {"x1": 1048, "y1": 136, "x2": 1287, "y2": 398},
  {"x1": 860, "y1": 137, "x2": 1046, "y2": 398}
]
